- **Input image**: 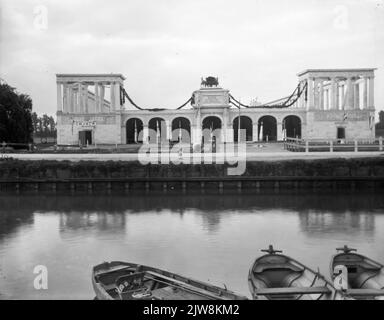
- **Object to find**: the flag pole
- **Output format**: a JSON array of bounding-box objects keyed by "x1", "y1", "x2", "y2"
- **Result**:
[{"x1": 238, "y1": 98, "x2": 241, "y2": 143}]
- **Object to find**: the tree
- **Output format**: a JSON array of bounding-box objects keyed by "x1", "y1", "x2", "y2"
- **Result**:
[
  {"x1": 31, "y1": 112, "x2": 39, "y2": 133},
  {"x1": 0, "y1": 81, "x2": 33, "y2": 144}
]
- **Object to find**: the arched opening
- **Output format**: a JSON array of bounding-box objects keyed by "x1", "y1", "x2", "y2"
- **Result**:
[
  {"x1": 171, "y1": 117, "x2": 191, "y2": 143},
  {"x1": 126, "y1": 118, "x2": 143, "y2": 144},
  {"x1": 258, "y1": 116, "x2": 277, "y2": 142},
  {"x1": 202, "y1": 116, "x2": 222, "y2": 131},
  {"x1": 283, "y1": 115, "x2": 302, "y2": 139},
  {"x1": 148, "y1": 117, "x2": 166, "y2": 143},
  {"x1": 233, "y1": 116, "x2": 253, "y2": 142},
  {"x1": 202, "y1": 116, "x2": 222, "y2": 147}
]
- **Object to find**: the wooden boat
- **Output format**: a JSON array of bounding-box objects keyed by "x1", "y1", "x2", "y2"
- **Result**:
[
  {"x1": 92, "y1": 261, "x2": 248, "y2": 300},
  {"x1": 330, "y1": 245, "x2": 384, "y2": 300},
  {"x1": 248, "y1": 245, "x2": 344, "y2": 300}
]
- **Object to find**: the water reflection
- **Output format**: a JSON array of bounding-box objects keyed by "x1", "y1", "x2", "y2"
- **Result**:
[
  {"x1": 298, "y1": 210, "x2": 375, "y2": 238},
  {"x1": 0, "y1": 191, "x2": 383, "y2": 299},
  {"x1": 1, "y1": 191, "x2": 383, "y2": 235}
]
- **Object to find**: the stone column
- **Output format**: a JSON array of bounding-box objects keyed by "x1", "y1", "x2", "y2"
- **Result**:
[
  {"x1": 165, "y1": 120, "x2": 171, "y2": 141},
  {"x1": 143, "y1": 125, "x2": 149, "y2": 144},
  {"x1": 325, "y1": 88, "x2": 329, "y2": 110},
  {"x1": 73, "y1": 89, "x2": 77, "y2": 113},
  {"x1": 346, "y1": 77, "x2": 354, "y2": 110},
  {"x1": 307, "y1": 78, "x2": 315, "y2": 110},
  {"x1": 223, "y1": 108, "x2": 228, "y2": 143},
  {"x1": 94, "y1": 83, "x2": 100, "y2": 113},
  {"x1": 57, "y1": 83, "x2": 62, "y2": 112},
  {"x1": 354, "y1": 83, "x2": 360, "y2": 110},
  {"x1": 78, "y1": 83, "x2": 83, "y2": 113},
  {"x1": 337, "y1": 84, "x2": 341, "y2": 110},
  {"x1": 110, "y1": 82, "x2": 116, "y2": 112},
  {"x1": 319, "y1": 80, "x2": 324, "y2": 110},
  {"x1": 194, "y1": 108, "x2": 202, "y2": 145},
  {"x1": 277, "y1": 122, "x2": 283, "y2": 141},
  {"x1": 300, "y1": 81, "x2": 306, "y2": 109},
  {"x1": 83, "y1": 84, "x2": 89, "y2": 113},
  {"x1": 68, "y1": 86, "x2": 73, "y2": 113},
  {"x1": 330, "y1": 78, "x2": 338, "y2": 110},
  {"x1": 368, "y1": 77, "x2": 374, "y2": 108},
  {"x1": 115, "y1": 84, "x2": 122, "y2": 110},
  {"x1": 339, "y1": 84, "x2": 344, "y2": 110},
  {"x1": 363, "y1": 77, "x2": 368, "y2": 109},
  {"x1": 253, "y1": 122, "x2": 258, "y2": 142},
  {"x1": 313, "y1": 79, "x2": 320, "y2": 109},
  {"x1": 62, "y1": 84, "x2": 69, "y2": 113},
  {"x1": 100, "y1": 85, "x2": 105, "y2": 112},
  {"x1": 226, "y1": 124, "x2": 234, "y2": 143}
]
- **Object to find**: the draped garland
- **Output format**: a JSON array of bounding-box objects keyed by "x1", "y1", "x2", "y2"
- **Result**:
[{"x1": 120, "y1": 81, "x2": 307, "y2": 111}]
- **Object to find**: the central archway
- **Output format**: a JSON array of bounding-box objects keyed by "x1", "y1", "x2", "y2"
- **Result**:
[
  {"x1": 171, "y1": 117, "x2": 191, "y2": 143},
  {"x1": 202, "y1": 116, "x2": 222, "y2": 131},
  {"x1": 258, "y1": 116, "x2": 277, "y2": 142},
  {"x1": 233, "y1": 116, "x2": 253, "y2": 142},
  {"x1": 283, "y1": 115, "x2": 302, "y2": 139},
  {"x1": 148, "y1": 117, "x2": 166, "y2": 143},
  {"x1": 126, "y1": 118, "x2": 143, "y2": 144},
  {"x1": 202, "y1": 116, "x2": 222, "y2": 146}
]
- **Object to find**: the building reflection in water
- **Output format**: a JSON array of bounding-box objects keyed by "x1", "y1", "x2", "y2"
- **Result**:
[
  {"x1": 298, "y1": 210, "x2": 375, "y2": 239},
  {"x1": 0, "y1": 191, "x2": 383, "y2": 239}
]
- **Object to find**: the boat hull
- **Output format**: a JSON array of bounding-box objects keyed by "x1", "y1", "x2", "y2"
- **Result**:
[
  {"x1": 330, "y1": 252, "x2": 384, "y2": 299},
  {"x1": 248, "y1": 253, "x2": 342, "y2": 300},
  {"x1": 92, "y1": 261, "x2": 247, "y2": 300}
]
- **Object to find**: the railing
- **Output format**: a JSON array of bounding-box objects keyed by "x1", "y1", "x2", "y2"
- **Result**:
[{"x1": 284, "y1": 137, "x2": 384, "y2": 153}]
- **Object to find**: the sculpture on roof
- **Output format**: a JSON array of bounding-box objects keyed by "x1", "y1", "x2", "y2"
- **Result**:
[{"x1": 201, "y1": 76, "x2": 219, "y2": 88}]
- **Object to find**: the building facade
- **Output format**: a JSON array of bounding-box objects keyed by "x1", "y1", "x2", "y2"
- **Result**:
[{"x1": 56, "y1": 69, "x2": 376, "y2": 146}]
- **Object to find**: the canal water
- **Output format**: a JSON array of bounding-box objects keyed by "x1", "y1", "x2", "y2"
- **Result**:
[{"x1": 0, "y1": 191, "x2": 383, "y2": 300}]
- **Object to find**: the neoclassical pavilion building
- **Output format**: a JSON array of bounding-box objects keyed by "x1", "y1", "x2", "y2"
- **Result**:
[{"x1": 56, "y1": 69, "x2": 376, "y2": 146}]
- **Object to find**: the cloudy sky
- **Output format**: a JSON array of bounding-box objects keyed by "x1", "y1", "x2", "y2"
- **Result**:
[{"x1": 1, "y1": 0, "x2": 383, "y2": 117}]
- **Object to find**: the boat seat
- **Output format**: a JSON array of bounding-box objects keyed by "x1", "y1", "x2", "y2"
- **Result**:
[
  {"x1": 253, "y1": 263, "x2": 303, "y2": 273},
  {"x1": 256, "y1": 286, "x2": 331, "y2": 296}
]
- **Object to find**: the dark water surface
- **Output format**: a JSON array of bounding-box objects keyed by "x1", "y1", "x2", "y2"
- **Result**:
[{"x1": 0, "y1": 191, "x2": 383, "y2": 299}]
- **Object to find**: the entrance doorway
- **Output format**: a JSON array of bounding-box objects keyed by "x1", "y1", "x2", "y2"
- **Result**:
[
  {"x1": 283, "y1": 115, "x2": 302, "y2": 139},
  {"x1": 79, "y1": 130, "x2": 92, "y2": 146},
  {"x1": 337, "y1": 127, "x2": 346, "y2": 140}
]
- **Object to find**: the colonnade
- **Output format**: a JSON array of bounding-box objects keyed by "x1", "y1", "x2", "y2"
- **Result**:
[
  {"x1": 297, "y1": 69, "x2": 375, "y2": 111},
  {"x1": 56, "y1": 74, "x2": 125, "y2": 114}
]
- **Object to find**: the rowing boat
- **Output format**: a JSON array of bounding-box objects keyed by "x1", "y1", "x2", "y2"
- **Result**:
[
  {"x1": 330, "y1": 245, "x2": 384, "y2": 300},
  {"x1": 248, "y1": 245, "x2": 344, "y2": 300},
  {"x1": 92, "y1": 261, "x2": 248, "y2": 300}
]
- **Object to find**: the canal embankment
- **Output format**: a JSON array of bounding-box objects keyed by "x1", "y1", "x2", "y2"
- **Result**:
[{"x1": 0, "y1": 157, "x2": 384, "y2": 192}]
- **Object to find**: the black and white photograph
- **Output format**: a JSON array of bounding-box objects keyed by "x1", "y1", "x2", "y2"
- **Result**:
[{"x1": 0, "y1": 0, "x2": 383, "y2": 313}]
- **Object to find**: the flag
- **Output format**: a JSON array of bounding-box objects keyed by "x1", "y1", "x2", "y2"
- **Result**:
[
  {"x1": 179, "y1": 120, "x2": 182, "y2": 142},
  {"x1": 134, "y1": 120, "x2": 137, "y2": 143},
  {"x1": 238, "y1": 102, "x2": 241, "y2": 142},
  {"x1": 156, "y1": 120, "x2": 160, "y2": 144}
]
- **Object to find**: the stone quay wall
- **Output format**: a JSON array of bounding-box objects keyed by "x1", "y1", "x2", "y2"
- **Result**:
[{"x1": 0, "y1": 158, "x2": 384, "y2": 192}]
